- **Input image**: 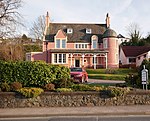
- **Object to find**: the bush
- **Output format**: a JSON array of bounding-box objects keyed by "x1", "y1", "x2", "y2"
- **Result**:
[
  {"x1": 91, "y1": 86, "x2": 104, "y2": 91},
  {"x1": 17, "y1": 87, "x2": 44, "y2": 98},
  {"x1": 0, "y1": 82, "x2": 10, "y2": 92},
  {"x1": 56, "y1": 88, "x2": 73, "y2": 92},
  {"x1": 53, "y1": 78, "x2": 74, "y2": 88},
  {"x1": 10, "y1": 82, "x2": 22, "y2": 91},
  {"x1": 44, "y1": 83, "x2": 55, "y2": 91},
  {"x1": 71, "y1": 84, "x2": 93, "y2": 91},
  {"x1": 0, "y1": 61, "x2": 70, "y2": 87},
  {"x1": 106, "y1": 86, "x2": 130, "y2": 97}
]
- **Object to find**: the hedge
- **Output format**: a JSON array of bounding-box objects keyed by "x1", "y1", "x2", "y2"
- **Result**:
[{"x1": 0, "y1": 61, "x2": 70, "y2": 87}]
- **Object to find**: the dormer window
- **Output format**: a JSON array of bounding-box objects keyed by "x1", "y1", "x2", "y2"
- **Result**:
[
  {"x1": 67, "y1": 28, "x2": 73, "y2": 34},
  {"x1": 86, "y1": 28, "x2": 92, "y2": 34}
]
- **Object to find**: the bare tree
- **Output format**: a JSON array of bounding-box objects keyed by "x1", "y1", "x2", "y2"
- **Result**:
[
  {"x1": 0, "y1": 0, "x2": 23, "y2": 39},
  {"x1": 29, "y1": 15, "x2": 46, "y2": 40},
  {"x1": 126, "y1": 23, "x2": 142, "y2": 45}
]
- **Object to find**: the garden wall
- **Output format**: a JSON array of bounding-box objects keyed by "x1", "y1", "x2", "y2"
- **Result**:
[{"x1": 0, "y1": 91, "x2": 150, "y2": 108}]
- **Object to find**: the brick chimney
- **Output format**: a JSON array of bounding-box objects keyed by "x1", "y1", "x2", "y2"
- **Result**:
[{"x1": 106, "y1": 13, "x2": 110, "y2": 28}]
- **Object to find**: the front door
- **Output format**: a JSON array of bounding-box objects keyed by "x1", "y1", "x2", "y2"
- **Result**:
[{"x1": 75, "y1": 59, "x2": 80, "y2": 67}]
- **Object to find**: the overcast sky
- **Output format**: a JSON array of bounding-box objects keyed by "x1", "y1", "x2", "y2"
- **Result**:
[{"x1": 20, "y1": 0, "x2": 150, "y2": 38}]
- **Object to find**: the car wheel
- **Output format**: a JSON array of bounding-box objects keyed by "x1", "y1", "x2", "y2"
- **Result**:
[{"x1": 84, "y1": 78, "x2": 88, "y2": 83}]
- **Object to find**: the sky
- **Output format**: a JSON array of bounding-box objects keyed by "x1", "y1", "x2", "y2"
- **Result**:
[{"x1": 20, "y1": 0, "x2": 150, "y2": 38}]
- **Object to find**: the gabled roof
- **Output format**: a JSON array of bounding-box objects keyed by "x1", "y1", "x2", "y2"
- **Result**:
[
  {"x1": 55, "y1": 29, "x2": 66, "y2": 38},
  {"x1": 121, "y1": 46, "x2": 150, "y2": 57},
  {"x1": 45, "y1": 23, "x2": 107, "y2": 43}
]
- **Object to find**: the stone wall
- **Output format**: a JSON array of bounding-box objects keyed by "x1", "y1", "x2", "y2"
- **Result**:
[{"x1": 0, "y1": 91, "x2": 150, "y2": 108}]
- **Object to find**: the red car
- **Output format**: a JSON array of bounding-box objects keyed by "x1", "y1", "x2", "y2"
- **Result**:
[{"x1": 70, "y1": 67, "x2": 88, "y2": 83}]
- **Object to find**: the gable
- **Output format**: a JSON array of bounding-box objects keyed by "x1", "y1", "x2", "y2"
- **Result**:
[{"x1": 55, "y1": 29, "x2": 66, "y2": 38}]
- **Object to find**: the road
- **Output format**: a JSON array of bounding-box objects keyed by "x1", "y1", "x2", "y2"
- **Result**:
[{"x1": 1, "y1": 116, "x2": 150, "y2": 121}]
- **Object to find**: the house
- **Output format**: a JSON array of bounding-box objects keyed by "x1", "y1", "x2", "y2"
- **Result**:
[
  {"x1": 120, "y1": 46, "x2": 150, "y2": 67},
  {"x1": 26, "y1": 12, "x2": 119, "y2": 69},
  {"x1": 117, "y1": 34, "x2": 130, "y2": 45}
]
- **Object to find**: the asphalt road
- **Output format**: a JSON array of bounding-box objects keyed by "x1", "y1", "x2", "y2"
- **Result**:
[{"x1": 1, "y1": 116, "x2": 150, "y2": 121}]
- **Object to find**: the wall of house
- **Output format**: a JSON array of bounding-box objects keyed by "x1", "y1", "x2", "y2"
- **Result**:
[
  {"x1": 26, "y1": 52, "x2": 43, "y2": 61},
  {"x1": 136, "y1": 51, "x2": 150, "y2": 67},
  {"x1": 119, "y1": 48, "x2": 127, "y2": 65},
  {"x1": 104, "y1": 37, "x2": 119, "y2": 68}
]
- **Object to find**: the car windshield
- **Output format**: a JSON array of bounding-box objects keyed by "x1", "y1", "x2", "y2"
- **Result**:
[{"x1": 70, "y1": 68, "x2": 82, "y2": 72}]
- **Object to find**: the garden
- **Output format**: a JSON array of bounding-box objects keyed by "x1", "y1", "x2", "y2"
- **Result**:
[{"x1": 0, "y1": 61, "x2": 131, "y2": 98}]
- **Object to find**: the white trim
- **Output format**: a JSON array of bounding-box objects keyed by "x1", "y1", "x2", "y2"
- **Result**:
[
  {"x1": 74, "y1": 43, "x2": 88, "y2": 49},
  {"x1": 86, "y1": 28, "x2": 92, "y2": 34},
  {"x1": 67, "y1": 28, "x2": 73, "y2": 34},
  {"x1": 52, "y1": 53, "x2": 68, "y2": 64}
]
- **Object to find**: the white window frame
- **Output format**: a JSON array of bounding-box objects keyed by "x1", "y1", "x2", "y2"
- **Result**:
[
  {"x1": 53, "y1": 53, "x2": 67, "y2": 64},
  {"x1": 86, "y1": 28, "x2": 92, "y2": 34},
  {"x1": 75, "y1": 43, "x2": 88, "y2": 49},
  {"x1": 55, "y1": 38, "x2": 67, "y2": 49},
  {"x1": 103, "y1": 39, "x2": 108, "y2": 49},
  {"x1": 67, "y1": 28, "x2": 73, "y2": 34},
  {"x1": 92, "y1": 40, "x2": 97, "y2": 49}
]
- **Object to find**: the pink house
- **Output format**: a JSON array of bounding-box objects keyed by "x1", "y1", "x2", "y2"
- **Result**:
[{"x1": 26, "y1": 12, "x2": 119, "y2": 69}]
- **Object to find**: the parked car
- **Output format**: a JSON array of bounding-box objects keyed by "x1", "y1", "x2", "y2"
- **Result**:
[{"x1": 70, "y1": 67, "x2": 88, "y2": 83}]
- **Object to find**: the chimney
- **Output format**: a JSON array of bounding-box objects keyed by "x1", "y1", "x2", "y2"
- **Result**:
[
  {"x1": 106, "y1": 13, "x2": 110, "y2": 28},
  {"x1": 46, "y1": 11, "x2": 50, "y2": 27}
]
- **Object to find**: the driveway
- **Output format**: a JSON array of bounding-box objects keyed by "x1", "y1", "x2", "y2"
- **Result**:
[{"x1": 88, "y1": 79, "x2": 125, "y2": 84}]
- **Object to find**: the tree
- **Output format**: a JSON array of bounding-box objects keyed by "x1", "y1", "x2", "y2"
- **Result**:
[
  {"x1": 0, "y1": 41, "x2": 24, "y2": 61},
  {"x1": 0, "y1": 0, "x2": 23, "y2": 39},
  {"x1": 29, "y1": 15, "x2": 46, "y2": 40},
  {"x1": 126, "y1": 23, "x2": 142, "y2": 46}
]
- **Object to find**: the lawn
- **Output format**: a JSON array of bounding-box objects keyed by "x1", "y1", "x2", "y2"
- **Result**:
[{"x1": 86, "y1": 68, "x2": 137, "y2": 81}]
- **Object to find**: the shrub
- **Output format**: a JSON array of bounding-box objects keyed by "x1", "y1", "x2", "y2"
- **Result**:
[
  {"x1": 44, "y1": 83, "x2": 55, "y2": 91},
  {"x1": 0, "y1": 61, "x2": 70, "y2": 87},
  {"x1": 56, "y1": 88, "x2": 73, "y2": 92},
  {"x1": 71, "y1": 84, "x2": 93, "y2": 91},
  {"x1": 17, "y1": 87, "x2": 44, "y2": 98},
  {"x1": 10, "y1": 82, "x2": 22, "y2": 91},
  {"x1": 0, "y1": 82, "x2": 10, "y2": 92},
  {"x1": 91, "y1": 86, "x2": 104, "y2": 91},
  {"x1": 106, "y1": 86, "x2": 130, "y2": 97},
  {"x1": 53, "y1": 78, "x2": 74, "y2": 88}
]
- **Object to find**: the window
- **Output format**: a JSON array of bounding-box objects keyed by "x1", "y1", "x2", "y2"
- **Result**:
[
  {"x1": 67, "y1": 28, "x2": 73, "y2": 34},
  {"x1": 75, "y1": 43, "x2": 88, "y2": 49},
  {"x1": 129, "y1": 58, "x2": 136, "y2": 63},
  {"x1": 86, "y1": 28, "x2": 92, "y2": 34},
  {"x1": 54, "y1": 54, "x2": 57, "y2": 63},
  {"x1": 55, "y1": 39, "x2": 66, "y2": 48},
  {"x1": 92, "y1": 40, "x2": 97, "y2": 49},
  {"x1": 63, "y1": 54, "x2": 66, "y2": 63},
  {"x1": 56, "y1": 39, "x2": 60, "y2": 48},
  {"x1": 62, "y1": 39, "x2": 66, "y2": 48},
  {"x1": 54, "y1": 54, "x2": 66, "y2": 64},
  {"x1": 103, "y1": 39, "x2": 108, "y2": 48},
  {"x1": 59, "y1": 54, "x2": 62, "y2": 63},
  {"x1": 93, "y1": 57, "x2": 97, "y2": 64},
  {"x1": 138, "y1": 57, "x2": 140, "y2": 60}
]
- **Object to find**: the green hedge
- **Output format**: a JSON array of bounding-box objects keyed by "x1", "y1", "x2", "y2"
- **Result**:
[{"x1": 0, "y1": 61, "x2": 70, "y2": 87}]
